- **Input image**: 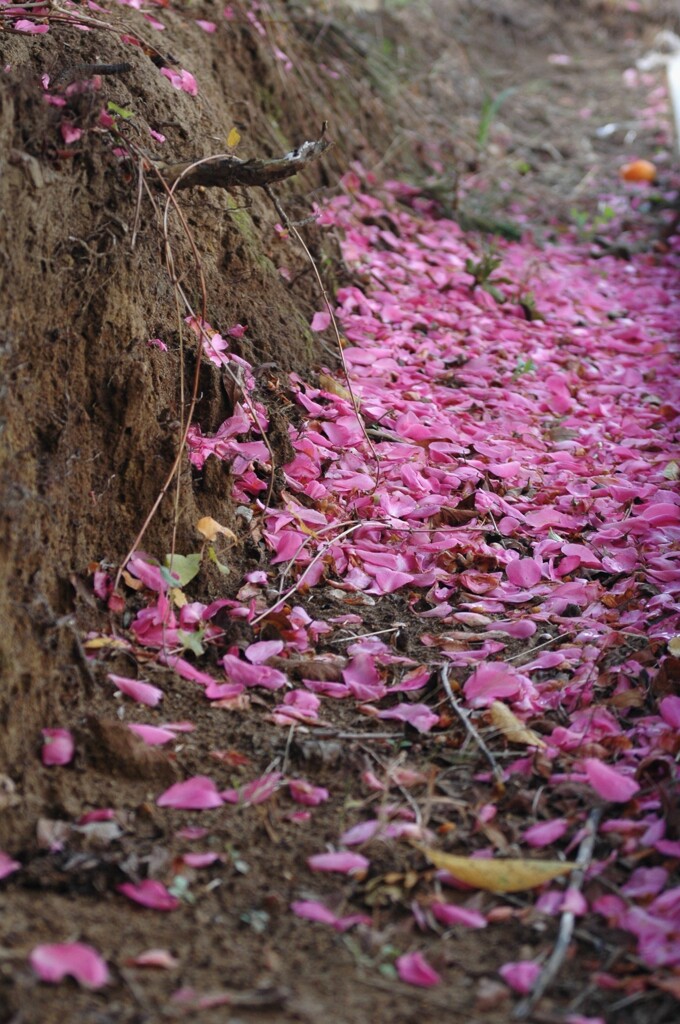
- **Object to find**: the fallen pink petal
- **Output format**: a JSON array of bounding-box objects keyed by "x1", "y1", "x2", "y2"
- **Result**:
[
  {"x1": 289, "y1": 780, "x2": 329, "y2": 806},
  {"x1": 0, "y1": 852, "x2": 21, "y2": 880},
  {"x1": 109, "y1": 674, "x2": 164, "y2": 707},
  {"x1": 127, "y1": 948, "x2": 180, "y2": 969},
  {"x1": 396, "y1": 951, "x2": 442, "y2": 987},
  {"x1": 291, "y1": 900, "x2": 370, "y2": 932},
  {"x1": 117, "y1": 880, "x2": 180, "y2": 911},
  {"x1": 157, "y1": 777, "x2": 223, "y2": 810},
  {"x1": 30, "y1": 943, "x2": 109, "y2": 988},
  {"x1": 431, "y1": 902, "x2": 487, "y2": 929},
  {"x1": 127, "y1": 723, "x2": 177, "y2": 745},
  {"x1": 40, "y1": 729, "x2": 74, "y2": 767},
  {"x1": 499, "y1": 960, "x2": 541, "y2": 994},
  {"x1": 582, "y1": 759, "x2": 640, "y2": 803},
  {"x1": 307, "y1": 851, "x2": 370, "y2": 874}
]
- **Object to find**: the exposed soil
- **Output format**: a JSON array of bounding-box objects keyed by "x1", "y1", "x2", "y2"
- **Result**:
[{"x1": 1, "y1": 2, "x2": 678, "y2": 1023}]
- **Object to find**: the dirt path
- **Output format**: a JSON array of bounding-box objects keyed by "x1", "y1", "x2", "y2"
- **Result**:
[{"x1": 1, "y1": 3, "x2": 679, "y2": 1023}]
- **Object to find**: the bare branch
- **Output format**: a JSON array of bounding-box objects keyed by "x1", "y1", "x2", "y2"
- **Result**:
[
  {"x1": 154, "y1": 125, "x2": 332, "y2": 192},
  {"x1": 512, "y1": 807, "x2": 602, "y2": 1019},
  {"x1": 440, "y1": 666, "x2": 505, "y2": 789}
]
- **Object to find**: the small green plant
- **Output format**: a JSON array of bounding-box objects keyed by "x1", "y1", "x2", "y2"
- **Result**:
[
  {"x1": 517, "y1": 290, "x2": 542, "y2": 321},
  {"x1": 477, "y1": 87, "x2": 517, "y2": 151},
  {"x1": 464, "y1": 252, "x2": 510, "y2": 303},
  {"x1": 569, "y1": 203, "x2": 616, "y2": 239},
  {"x1": 513, "y1": 355, "x2": 536, "y2": 379}
]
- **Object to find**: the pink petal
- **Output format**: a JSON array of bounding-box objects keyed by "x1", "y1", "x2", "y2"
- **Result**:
[
  {"x1": 307, "y1": 852, "x2": 370, "y2": 874},
  {"x1": 221, "y1": 771, "x2": 283, "y2": 806},
  {"x1": 524, "y1": 819, "x2": 569, "y2": 847},
  {"x1": 582, "y1": 759, "x2": 640, "y2": 803},
  {"x1": 182, "y1": 852, "x2": 222, "y2": 868},
  {"x1": 160, "y1": 67, "x2": 198, "y2": 95},
  {"x1": 396, "y1": 951, "x2": 442, "y2": 987},
  {"x1": 463, "y1": 663, "x2": 522, "y2": 708},
  {"x1": 30, "y1": 943, "x2": 109, "y2": 988},
  {"x1": 499, "y1": 960, "x2": 541, "y2": 994},
  {"x1": 222, "y1": 653, "x2": 287, "y2": 690},
  {"x1": 109, "y1": 674, "x2": 163, "y2": 706},
  {"x1": 157, "y1": 777, "x2": 223, "y2": 810},
  {"x1": 659, "y1": 695, "x2": 680, "y2": 729},
  {"x1": 291, "y1": 900, "x2": 370, "y2": 932},
  {"x1": 289, "y1": 780, "x2": 329, "y2": 806},
  {"x1": 245, "y1": 639, "x2": 284, "y2": 663},
  {"x1": 0, "y1": 851, "x2": 21, "y2": 879},
  {"x1": 431, "y1": 902, "x2": 487, "y2": 928},
  {"x1": 506, "y1": 557, "x2": 542, "y2": 588},
  {"x1": 15, "y1": 20, "x2": 50, "y2": 34},
  {"x1": 60, "y1": 123, "x2": 82, "y2": 144},
  {"x1": 195, "y1": 19, "x2": 216, "y2": 33},
  {"x1": 117, "y1": 880, "x2": 179, "y2": 911},
  {"x1": 128, "y1": 948, "x2": 179, "y2": 969},
  {"x1": 41, "y1": 729, "x2": 74, "y2": 766},
  {"x1": 311, "y1": 311, "x2": 331, "y2": 331},
  {"x1": 127, "y1": 724, "x2": 176, "y2": 746},
  {"x1": 377, "y1": 703, "x2": 440, "y2": 733}
]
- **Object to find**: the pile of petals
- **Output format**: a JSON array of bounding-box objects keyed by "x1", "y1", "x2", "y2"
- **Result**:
[{"x1": 121, "y1": 164, "x2": 680, "y2": 985}]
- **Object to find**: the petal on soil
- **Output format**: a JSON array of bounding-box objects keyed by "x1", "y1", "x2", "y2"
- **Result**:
[
  {"x1": 582, "y1": 759, "x2": 640, "y2": 802},
  {"x1": 157, "y1": 776, "x2": 223, "y2": 810},
  {"x1": 117, "y1": 880, "x2": 180, "y2": 911},
  {"x1": 30, "y1": 943, "x2": 109, "y2": 988},
  {"x1": 41, "y1": 729, "x2": 74, "y2": 766},
  {"x1": 396, "y1": 951, "x2": 442, "y2": 987},
  {"x1": 109, "y1": 674, "x2": 164, "y2": 706},
  {"x1": 307, "y1": 851, "x2": 370, "y2": 874}
]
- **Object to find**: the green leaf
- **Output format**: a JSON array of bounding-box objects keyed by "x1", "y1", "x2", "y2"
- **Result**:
[
  {"x1": 207, "y1": 545, "x2": 230, "y2": 575},
  {"x1": 107, "y1": 101, "x2": 135, "y2": 120},
  {"x1": 177, "y1": 629, "x2": 205, "y2": 657},
  {"x1": 164, "y1": 552, "x2": 201, "y2": 587}
]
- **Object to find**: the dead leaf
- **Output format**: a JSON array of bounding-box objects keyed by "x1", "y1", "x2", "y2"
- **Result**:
[
  {"x1": 226, "y1": 126, "x2": 241, "y2": 148},
  {"x1": 83, "y1": 636, "x2": 129, "y2": 650},
  {"x1": 488, "y1": 701, "x2": 546, "y2": 748},
  {"x1": 318, "y1": 373, "x2": 352, "y2": 402},
  {"x1": 415, "y1": 845, "x2": 572, "y2": 892},
  {"x1": 651, "y1": 656, "x2": 680, "y2": 699},
  {"x1": 196, "y1": 516, "x2": 237, "y2": 543},
  {"x1": 122, "y1": 569, "x2": 144, "y2": 591}
]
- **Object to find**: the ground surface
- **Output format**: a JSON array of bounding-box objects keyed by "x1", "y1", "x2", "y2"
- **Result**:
[{"x1": 0, "y1": 2, "x2": 679, "y2": 1023}]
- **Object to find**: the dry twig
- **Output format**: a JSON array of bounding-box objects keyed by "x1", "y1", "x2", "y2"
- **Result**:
[
  {"x1": 512, "y1": 807, "x2": 603, "y2": 1018},
  {"x1": 440, "y1": 665, "x2": 505, "y2": 788}
]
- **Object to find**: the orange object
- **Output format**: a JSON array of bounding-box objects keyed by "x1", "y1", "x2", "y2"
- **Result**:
[{"x1": 620, "y1": 159, "x2": 657, "y2": 182}]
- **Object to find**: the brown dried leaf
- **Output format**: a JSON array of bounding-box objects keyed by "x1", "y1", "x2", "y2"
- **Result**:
[
  {"x1": 488, "y1": 701, "x2": 546, "y2": 748},
  {"x1": 196, "y1": 516, "x2": 237, "y2": 543}
]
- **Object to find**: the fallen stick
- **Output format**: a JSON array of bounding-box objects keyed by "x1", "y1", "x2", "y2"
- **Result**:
[
  {"x1": 512, "y1": 806, "x2": 602, "y2": 1019},
  {"x1": 154, "y1": 124, "x2": 332, "y2": 191},
  {"x1": 440, "y1": 666, "x2": 505, "y2": 789}
]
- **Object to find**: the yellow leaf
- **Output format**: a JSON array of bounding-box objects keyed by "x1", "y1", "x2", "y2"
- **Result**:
[
  {"x1": 663, "y1": 460, "x2": 679, "y2": 481},
  {"x1": 415, "y1": 845, "x2": 571, "y2": 893},
  {"x1": 489, "y1": 701, "x2": 546, "y2": 748},
  {"x1": 83, "y1": 636, "x2": 129, "y2": 651},
  {"x1": 196, "y1": 516, "x2": 237, "y2": 543},
  {"x1": 226, "y1": 126, "x2": 241, "y2": 148},
  {"x1": 318, "y1": 373, "x2": 353, "y2": 403},
  {"x1": 668, "y1": 636, "x2": 680, "y2": 657},
  {"x1": 170, "y1": 587, "x2": 188, "y2": 608},
  {"x1": 122, "y1": 569, "x2": 143, "y2": 591}
]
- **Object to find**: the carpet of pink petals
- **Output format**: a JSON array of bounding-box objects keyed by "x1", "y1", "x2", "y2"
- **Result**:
[
  {"x1": 3, "y1": 0, "x2": 679, "y2": 1008},
  {"x1": 102, "y1": 170, "x2": 680, "y2": 1002}
]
